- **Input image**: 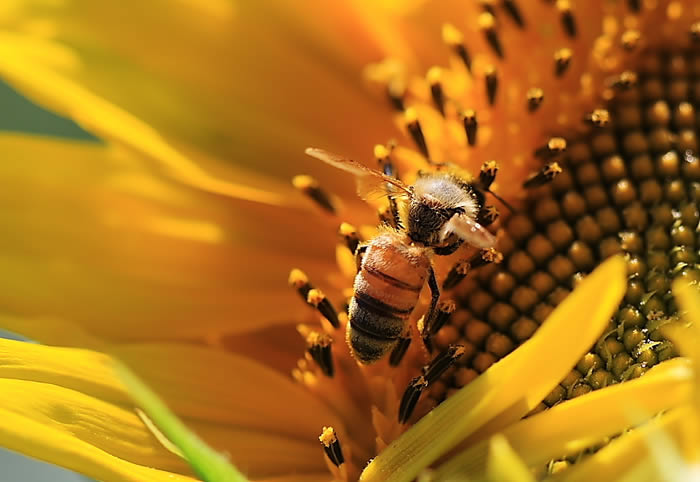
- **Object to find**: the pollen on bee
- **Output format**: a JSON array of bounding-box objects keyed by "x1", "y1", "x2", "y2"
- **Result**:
[
  {"x1": 292, "y1": 175, "x2": 337, "y2": 214},
  {"x1": 319, "y1": 426, "x2": 345, "y2": 467}
]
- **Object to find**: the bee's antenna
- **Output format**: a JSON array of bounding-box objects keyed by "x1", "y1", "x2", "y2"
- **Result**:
[{"x1": 485, "y1": 188, "x2": 516, "y2": 214}]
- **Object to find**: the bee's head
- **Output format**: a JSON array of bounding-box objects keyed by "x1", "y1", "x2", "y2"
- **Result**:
[{"x1": 406, "y1": 196, "x2": 463, "y2": 246}]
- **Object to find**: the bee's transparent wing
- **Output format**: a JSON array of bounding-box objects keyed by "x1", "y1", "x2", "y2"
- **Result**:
[
  {"x1": 305, "y1": 148, "x2": 412, "y2": 201},
  {"x1": 445, "y1": 213, "x2": 496, "y2": 249}
]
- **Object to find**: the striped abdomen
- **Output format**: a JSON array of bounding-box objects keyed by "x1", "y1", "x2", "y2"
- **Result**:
[{"x1": 348, "y1": 232, "x2": 430, "y2": 363}]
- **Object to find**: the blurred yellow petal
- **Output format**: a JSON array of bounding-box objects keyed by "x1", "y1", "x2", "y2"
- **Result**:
[
  {"x1": 433, "y1": 358, "x2": 693, "y2": 480},
  {"x1": 360, "y1": 255, "x2": 627, "y2": 482},
  {"x1": 486, "y1": 434, "x2": 534, "y2": 482},
  {"x1": 0, "y1": 133, "x2": 340, "y2": 341},
  {"x1": 0, "y1": 1, "x2": 402, "y2": 194},
  {"x1": 0, "y1": 377, "x2": 194, "y2": 480}
]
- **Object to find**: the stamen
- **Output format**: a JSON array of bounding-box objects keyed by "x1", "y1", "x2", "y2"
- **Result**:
[
  {"x1": 428, "y1": 300, "x2": 457, "y2": 335},
  {"x1": 479, "y1": 160, "x2": 498, "y2": 189},
  {"x1": 621, "y1": 30, "x2": 641, "y2": 51},
  {"x1": 610, "y1": 71, "x2": 638, "y2": 91},
  {"x1": 690, "y1": 22, "x2": 700, "y2": 43},
  {"x1": 478, "y1": 205, "x2": 500, "y2": 227},
  {"x1": 292, "y1": 175, "x2": 336, "y2": 214},
  {"x1": 387, "y1": 78, "x2": 406, "y2": 112},
  {"x1": 319, "y1": 427, "x2": 345, "y2": 467},
  {"x1": 479, "y1": 0, "x2": 496, "y2": 16},
  {"x1": 306, "y1": 331, "x2": 335, "y2": 377},
  {"x1": 585, "y1": 109, "x2": 611, "y2": 128},
  {"x1": 485, "y1": 65, "x2": 498, "y2": 105},
  {"x1": 627, "y1": 0, "x2": 640, "y2": 12},
  {"x1": 502, "y1": 0, "x2": 525, "y2": 28},
  {"x1": 398, "y1": 376, "x2": 428, "y2": 424},
  {"x1": 523, "y1": 162, "x2": 563, "y2": 188},
  {"x1": 554, "y1": 48, "x2": 572, "y2": 77},
  {"x1": 404, "y1": 107, "x2": 431, "y2": 161},
  {"x1": 461, "y1": 109, "x2": 479, "y2": 146},
  {"x1": 289, "y1": 268, "x2": 313, "y2": 301},
  {"x1": 442, "y1": 24, "x2": 472, "y2": 73},
  {"x1": 472, "y1": 248, "x2": 504, "y2": 268},
  {"x1": 307, "y1": 288, "x2": 341, "y2": 328},
  {"x1": 427, "y1": 67, "x2": 447, "y2": 116},
  {"x1": 422, "y1": 344, "x2": 465, "y2": 384},
  {"x1": 556, "y1": 0, "x2": 577, "y2": 37},
  {"x1": 389, "y1": 337, "x2": 412, "y2": 366},
  {"x1": 535, "y1": 137, "x2": 567, "y2": 159},
  {"x1": 526, "y1": 87, "x2": 544, "y2": 112},
  {"x1": 339, "y1": 222, "x2": 361, "y2": 254},
  {"x1": 443, "y1": 260, "x2": 471, "y2": 290},
  {"x1": 479, "y1": 12, "x2": 504, "y2": 58}
]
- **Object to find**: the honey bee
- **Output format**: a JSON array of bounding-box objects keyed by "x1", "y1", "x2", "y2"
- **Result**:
[{"x1": 305, "y1": 148, "x2": 498, "y2": 364}]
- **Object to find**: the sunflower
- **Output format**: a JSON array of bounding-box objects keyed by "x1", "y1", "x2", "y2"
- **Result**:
[{"x1": 0, "y1": 1, "x2": 699, "y2": 481}]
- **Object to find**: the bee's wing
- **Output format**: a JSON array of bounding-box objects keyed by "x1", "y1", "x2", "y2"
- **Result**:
[
  {"x1": 445, "y1": 213, "x2": 497, "y2": 249},
  {"x1": 305, "y1": 148, "x2": 412, "y2": 201}
]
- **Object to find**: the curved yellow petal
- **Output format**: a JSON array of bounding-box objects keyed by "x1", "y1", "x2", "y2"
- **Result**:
[
  {"x1": 0, "y1": 2, "x2": 401, "y2": 196},
  {"x1": 0, "y1": 378, "x2": 194, "y2": 481},
  {"x1": 433, "y1": 358, "x2": 693, "y2": 480},
  {"x1": 0, "y1": 337, "x2": 341, "y2": 453},
  {"x1": 0, "y1": 133, "x2": 339, "y2": 340},
  {"x1": 360, "y1": 255, "x2": 627, "y2": 482},
  {"x1": 553, "y1": 406, "x2": 692, "y2": 482}
]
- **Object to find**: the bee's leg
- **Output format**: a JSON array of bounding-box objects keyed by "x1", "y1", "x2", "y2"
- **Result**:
[
  {"x1": 389, "y1": 336, "x2": 412, "y2": 366},
  {"x1": 354, "y1": 244, "x2": 368, "y2": 272},
  {"x1": 433, "y1": 240, "x2": 463, "y2": 256}
]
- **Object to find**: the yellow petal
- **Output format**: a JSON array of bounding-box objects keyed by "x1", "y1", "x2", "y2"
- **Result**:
[
  {"x1": 0, "y1": 378, "x2": 195, "y2": 481},
  {"x1": 432, "y1": 358, "x2": 693, "y2": 480},
  {"x1": 553, "y1": 406, "x2": 692, "y2": 482},
  {"x1": 0, "y1": 337, "x2": 341, "y2": 456},
  {"x1": 486, "y1": 434, "x2": 535, "y2": 482},
  {"x1": 0, "y1": 133, "x2": 339, "y2": 340},
  {"x1": 0, "y1": 2, "x2": 400, "y2": 197},
  {"x1": 360, "y1": 255, "x2": 627, "y2": 482}
]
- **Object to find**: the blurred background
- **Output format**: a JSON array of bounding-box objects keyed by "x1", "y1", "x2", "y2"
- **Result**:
[{"x1": 0, "y1": 81, "x2": 92, "y2": 482}]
